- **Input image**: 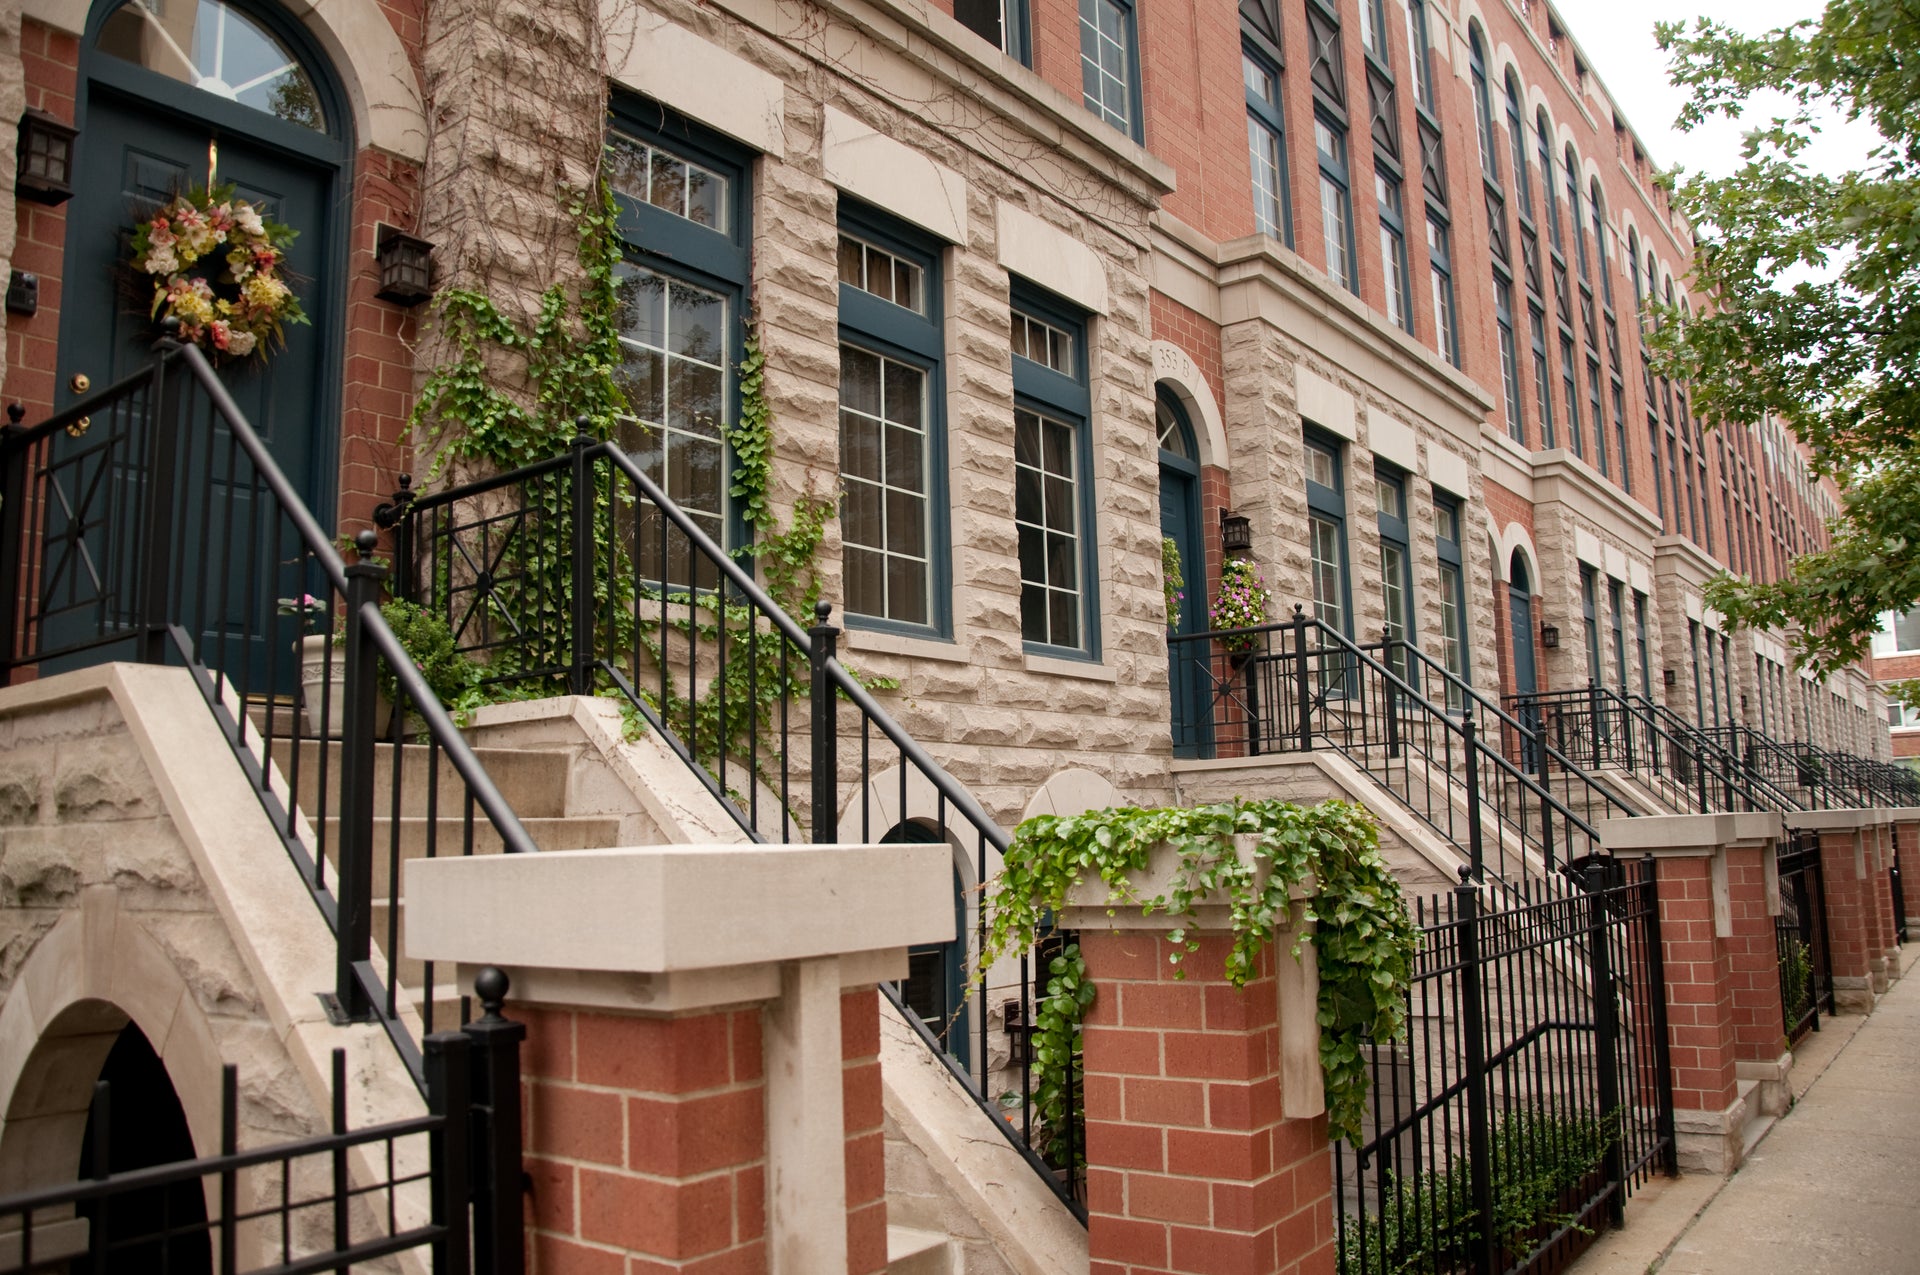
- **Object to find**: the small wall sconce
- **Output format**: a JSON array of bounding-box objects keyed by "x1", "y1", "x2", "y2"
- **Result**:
[
  {"x1": 1664, "y1": 668, "x2": 1678, "y2": 687},
  {"x1": 1539, "y1": 621, "x2": 1560, "y2": 649},
  {"x1": 374, "y1": 224, "x2": 434, "y2": 306},
  {"x1": 1221, "y1": 510, "x2": 1252, "y2": 558},
  {"x1": 16, "y1": 109, "x2": 78, "y2": 205}
]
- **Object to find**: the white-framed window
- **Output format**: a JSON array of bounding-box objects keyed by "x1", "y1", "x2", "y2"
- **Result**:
[{"x1": 1873, "y1": 607, "x2": 1920, "y2": 656}]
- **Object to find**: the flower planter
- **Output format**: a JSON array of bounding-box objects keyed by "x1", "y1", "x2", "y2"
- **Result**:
[{"x1": 298, "y1": 635, "x2": 402, "y2": 738}]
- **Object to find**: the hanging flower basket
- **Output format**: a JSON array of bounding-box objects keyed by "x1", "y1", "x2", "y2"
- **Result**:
[
  {"x1": 130, "y1": 185, "x2": 307, "y2": 360},
  {"x1": 1209, "y1": 558, "x2": 1272, "y2": 652}
]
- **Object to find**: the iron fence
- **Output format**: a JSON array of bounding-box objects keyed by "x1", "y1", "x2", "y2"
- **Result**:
[
  {"x1": 1775, "y1": 833, "x2": 1837, "y2": 1043},
  {"x1": 1334, "y1": 859, "x2": 1675, "y2": 1275},
  {"x1": 1167, "y1": 609, "x2": 1629, "y2": 879},
  {"x1": 375, "y1": 429, "x2": 1085, "y2": 1219},
  {"x1": 0, "y1": 972, "x2": 521, "y2": 1275},
  {"x1": 0, "y1": 340, "x2": 541, "y2": 1089}
]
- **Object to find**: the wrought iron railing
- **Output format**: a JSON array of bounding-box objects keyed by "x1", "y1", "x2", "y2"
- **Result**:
[
  {"x1": 1168, "y1": 609, "x2": 1626, "y2": 878},
  {"x1": 1698, "y1": 721, "x2": 1916, "y2": 811},
  {"x1": 1509, "y1": 685, "x2": 1799, "y2": 817},
  {"x1": 0, "y1": 340, "x2": 537, "y2": 1091},
  {"x1": 376, "y1": 429, "x2": 1085, "y2": 1219},
  {"x1": 1333, "y1": 860, "x2": 1676, "y2": 1275}
]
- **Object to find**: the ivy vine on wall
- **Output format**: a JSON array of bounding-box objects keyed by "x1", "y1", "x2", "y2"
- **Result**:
[{"x1": 982, "y1": 798, "x2": 1419, "y2": 1147}]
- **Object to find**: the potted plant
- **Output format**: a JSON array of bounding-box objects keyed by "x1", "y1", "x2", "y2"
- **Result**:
[
  {"x1": 281, "y1": 593, "x2": 340, "y2": 736},
  {"x1": 1209, "y1": 558, "x2": 1272, "y2": 657}
]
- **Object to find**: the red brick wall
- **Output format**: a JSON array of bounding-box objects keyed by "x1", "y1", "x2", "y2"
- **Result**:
[
  {"x1": 1080, "y1": 930, "x2": 1334, "y2": 1275},
  {"x1": 842, "y1": 990, "x2": 888, "y2": 1275},
  {"x1": 1723, "y1": 847, "x2": 1786, "y2": 1063},
  {"x1": 520, "y1": 1005, "x2": 768, "y2": 1273},
  {"x1": 1816, "y1": 829, "x2": 1880, "y2": 993},
  {"x1": 1898, "y1": 822, "x2": 1920, "y2": 923},
  {"x1": 7, "y1": 20, "x2": 79, "y2": 424},
  {"x1": 1652, "y1": 857, "x2": 1737, "y2": 1113}
]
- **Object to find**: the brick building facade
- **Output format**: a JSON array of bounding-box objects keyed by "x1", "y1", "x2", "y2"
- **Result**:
[{"x1": 0, "y1": 0, "x2": 1889, "y2": 816}]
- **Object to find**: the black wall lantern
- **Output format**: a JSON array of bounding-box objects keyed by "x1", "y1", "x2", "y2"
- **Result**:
[
  {"x1": 16, "y1": 109, "x2": 78, "y2": 205},
  {"x1": 1221, "y1": 510, "x2": 1252, "y2": 558},
  {"x1": 374, "y1": 224, "x2": 434, "y2": 305},
  {"x1": 1539, "y1": 621, "x2": 1560, "y2": 649}
]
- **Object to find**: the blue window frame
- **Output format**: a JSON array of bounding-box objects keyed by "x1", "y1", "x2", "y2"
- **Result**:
[
  {"x1": 1469, "y1": 26, "x2": 1497, "y2": 183},
  {"x1": 1316, "y1": 114, "x2": 1357, "y2": 293},
  {"x1": 1012, "y1": 283, "x2": 1097, "y2": 658},
  {"x1": 1580, "y1": 566, "x2": 1601, "y2": 684},
  {"x1": 1433, "y1": 493, "x2": 1469, "y2": 709},
  {"x1": 1244, "y1": 41, "x2": 1292, "y2": 245},
  {"x1": 1305, "y1": 431, "x2": 1352, "y2": 639},
  {"x1": 1079, "y1": 0, "x2": 1142, "y2": 142},
  {"x1": 1376, "y1": 466, "x2": 1415, "y2": 685},
  {"x1": 1407, "y1": 0, "x2": 1436, "y2": 113},
  {"x1": 607, "y1": 99, "x2": 752, "y2": 581},
  {"x1": 1377, "y1": 173, "x2": 1413, "y2": 334},
  {"x1": 1608, "y1": 578, "x2": 1628, "y2": 690},
  {"x1": 838, "y1": 204, "x2": 948, "y2": 636}
]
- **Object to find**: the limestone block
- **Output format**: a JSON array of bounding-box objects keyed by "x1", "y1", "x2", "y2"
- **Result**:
[{"x1": 52, "y1": 737, "x2": 160, "y2": 821}]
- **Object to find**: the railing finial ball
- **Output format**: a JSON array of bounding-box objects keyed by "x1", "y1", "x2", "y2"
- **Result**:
[
  {"x1": 474, "y1": 966, "x2": 510, "y2": 1018},
  {"x1": 815, "y1": 600, "x2": 832, "y2": 623},
  {"x1": 1457, "y1": 862, "x2": 1476, "y2": 884},
  {"x1": 355, "y1": 528, "x2": 378, "y2": 555}
]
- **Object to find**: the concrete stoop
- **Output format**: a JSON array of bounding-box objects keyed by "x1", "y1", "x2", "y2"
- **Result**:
[{"x1": 888, "y1": 1225, "x2": 956, "y2": 1274}]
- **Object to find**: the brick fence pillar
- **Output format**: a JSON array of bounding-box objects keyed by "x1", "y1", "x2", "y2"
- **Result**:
[
  {"x1": 1894, "y1": 813, "x2": 1920, "y2": 927},
  {"x1": 1599, "y1": 814, "x2": 1783, "y2": 1173},
  {"x1": 1067, "y1": 861, "x2": 1333, "y2": 1275},
  {"x1": 402, "y1": 843, "x2": 952, "y2": 1274},
  {"x1": 1794, "y1": 810, "x2": 1899, "y2": 1010}
]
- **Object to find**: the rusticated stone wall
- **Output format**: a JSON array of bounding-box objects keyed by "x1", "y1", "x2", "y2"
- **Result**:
[{"x1": 0, "y1": 686, "x2": 332, "y2": 1216}]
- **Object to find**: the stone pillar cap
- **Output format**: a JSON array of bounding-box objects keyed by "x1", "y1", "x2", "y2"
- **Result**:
[
  {"x1": 1784, "y1": 807, "x2": 1901, "y2": 832},
  {"x1": 1595, "y1": 812, "x2": 1781, "y2": 856},
  {"x1": 404, "y1": 844, "x2": 952, "y2": 1013}
]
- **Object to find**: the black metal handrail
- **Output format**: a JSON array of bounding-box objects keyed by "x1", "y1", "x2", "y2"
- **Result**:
[
  {"x1": 380, "y1": 430, "x2": 1085, "y2": 1220},
  {"x1": 1380, "y1": 635, "x2": 1641, "y2": 827},
  {"x1": 0, "y1": 341, "x2": 538, "y2": 1089},
  {"x1": 1509, "y1": 684, "x2": 1799, "y2": 817},
  {"x1": 1168, "y1": 609, "x2": 1609, "y2": 878}
]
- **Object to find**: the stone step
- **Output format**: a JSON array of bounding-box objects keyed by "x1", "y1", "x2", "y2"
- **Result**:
[
  {"x1": 886, "y1": 1225, "x2": 953, "y2": 1275},
  {"x1": 322, "y1": 815, "x2": 622, "y2": 895},
  {"x1": 271, "y1": 739, "x2": 571, "y2": 820}
]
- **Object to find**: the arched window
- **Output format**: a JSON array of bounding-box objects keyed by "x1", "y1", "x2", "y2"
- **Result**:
[
  {"x1": 1407, "y1": 0, "x2": 1436, "y2": 113},
  {"x1": 96, "y1": 0, "x2": 332, "y2": 133},
  {"x1": 1469, "y1": 26, "x2": 1497, "y2": 183},
  {"x1": 1590, "y1": 179, "x2": 1612, "y2": 306},
  {"x1": 1537, "y1": 109, "x2": 1561, "y2": 249},
  {"x1": 1628, "y1": 229, "x2": 1642, "y2": 306},
  {"x1": 1566, "y1": 145, "x2": 1589, "y2": 278},
  {"x1": 1504, "y1": 74, "x2": 1530, "y2": 206}
]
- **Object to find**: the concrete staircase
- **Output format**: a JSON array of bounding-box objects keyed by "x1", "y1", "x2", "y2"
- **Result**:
[{"x1": 264, "y1": 706, "x2": 1066, "y2": 1275}]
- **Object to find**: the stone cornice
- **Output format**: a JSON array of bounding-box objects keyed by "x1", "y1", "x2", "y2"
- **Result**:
[
  {"x1": 1148, "y1": 217, "x2": 1493, "y2": 448},
  {"x1": 1530, "y1": 448, "x2": 1665, "y2": 541},
  {"x1": 1652, "y1": 534, "x2": 1724, "y2": 590},
  {"x1": 703, "y1": 0, "x2": 1176, "y2": 207}
]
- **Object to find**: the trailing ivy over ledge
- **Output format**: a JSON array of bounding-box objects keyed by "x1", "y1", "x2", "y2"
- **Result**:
[{"x1": 981, "y1": 798, "x2": 1419, "y2": 1146}]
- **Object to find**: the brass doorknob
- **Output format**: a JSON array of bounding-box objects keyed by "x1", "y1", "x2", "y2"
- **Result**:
[
  {"x1": 65, "y1": 416, "x2": 90, "y2": 438},
  {"x1": 69, "y1": 372, "x2": 90, "y2": 394}
]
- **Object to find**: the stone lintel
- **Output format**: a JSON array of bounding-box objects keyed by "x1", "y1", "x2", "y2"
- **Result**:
[
  {"x1": 404, "y1": 843, "x2": 952, "y2": 997},
  {"x1": 450, "y1": 949, "x2": 903, "y2": 1018}
]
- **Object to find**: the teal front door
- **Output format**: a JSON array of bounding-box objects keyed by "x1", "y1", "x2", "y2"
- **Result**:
[
  {"x1": 48, "y1": 0, "x2": 348, "y2": 687},
  {"x1": 1158, "y1": 390, "x2": 1209, "y2": 757}
]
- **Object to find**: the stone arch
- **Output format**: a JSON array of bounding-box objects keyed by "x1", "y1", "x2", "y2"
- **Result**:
[
  {"x1": 40, "y1": 0, "x2": 426, "y2": 160},
  {"x1": 0, "y1": 899, "x2": 226, "y2": 1196},
  {"x1": 1150, "y1": 341, "x2": 1228, "y2": 469},
  {"x1": 1487, "y1": 520, "x2": 1538, "y2": 587},
  {"x1": 1021, "y1": 768, "x2": 1120, "y2": 822}
]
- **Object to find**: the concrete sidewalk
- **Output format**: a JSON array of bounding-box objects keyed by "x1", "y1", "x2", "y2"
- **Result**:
[{"x1": 1575, "y1": 946, "x2": 1920, "y2": 1274}]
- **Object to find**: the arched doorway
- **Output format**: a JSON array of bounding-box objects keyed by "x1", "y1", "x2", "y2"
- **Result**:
[
  {"x1": 1157, "y1": 387, "x2": 1209, "y2": 757},
  {"x1": 1508, "y1": 548, "x2": 1539, "y2": 762},
  {"x1": 52, "y1": 0, "x2": 350, "y2": 679},
  {"x1": 882, "y1": 818, "x2": 970, "y2": 1068}
]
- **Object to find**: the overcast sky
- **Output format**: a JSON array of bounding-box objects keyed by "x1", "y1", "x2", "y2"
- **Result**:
[{"x1": 1561, "y1": 1, "x2": 1880, "y2": 180}]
